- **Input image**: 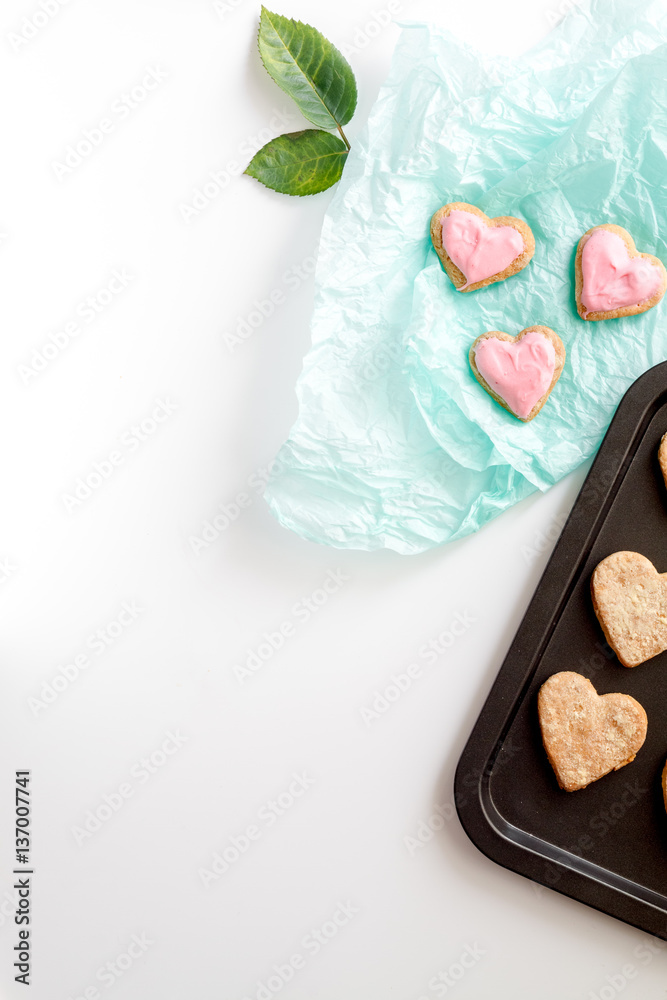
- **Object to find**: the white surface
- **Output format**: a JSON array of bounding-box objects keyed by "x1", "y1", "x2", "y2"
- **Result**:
[{"x1": 2, "y1": 1, "x2": 667, "y2": 998}]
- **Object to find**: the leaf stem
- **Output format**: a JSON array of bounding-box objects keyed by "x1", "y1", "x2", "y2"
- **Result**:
[{"x1": 337, "y1": 125, "x2": 351, "y2": 151}]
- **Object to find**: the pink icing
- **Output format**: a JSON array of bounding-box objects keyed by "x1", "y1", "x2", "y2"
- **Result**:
[
  {"x1": 580, "y1": 228, "x2": 662, "y2": 316},
  {"x1": 474, "y1": 331, "x2": 556, "y2": 420},
  {"x1": 442, "y1": 210, "x2": 524, "y2": 289}
]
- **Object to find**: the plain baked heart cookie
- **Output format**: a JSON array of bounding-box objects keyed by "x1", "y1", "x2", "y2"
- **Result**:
[
  {"x1": 469, "y1": 326, "x2": 565, "y2": 421},
  {"x1": 430, "y1": 202, "x2": 535, "y2": 292},
  {"x1": 591, "y1": 551, "x2": 667, "y2": 668},
  {"x1": 658, "y1": 433, "x2": 667, "y2": 489},
  {"x1": 538, "y1": 671, "x2": 647, "y2": 792},
  {"x1": 575, "y1": 224, "x2": 667, "y2": 321}
]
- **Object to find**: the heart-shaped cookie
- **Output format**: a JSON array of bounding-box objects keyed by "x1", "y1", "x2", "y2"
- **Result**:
[
  {"x1": 575, "y1": 224, "x2": 667, "y2": 321},
  {"x1": 538, "y1": 671, "x2": 647, "y2": 792},
  {"x1": 591, "y1": 551, "x2": 667, "y2": 667},
  {"x1": 658, "y1": 433, "x2": 667, "y2": 490},
  {"x1": 430, "y1": 202, "x2": 535, "y2": 292},
  {"x1": 469, "y1": 326, "x2": 565, "y2": 421}
]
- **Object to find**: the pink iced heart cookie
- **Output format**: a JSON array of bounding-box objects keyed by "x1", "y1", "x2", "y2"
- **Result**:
[
  {"x1": 575, "y1": 224, "x2": 667, "y2": 321},
  {"x1": 470, "y1": 326, "x2": 565, "y2": 422},
  {"x1": 430, "y1": 202, "x2": 535, "y2": 292}
]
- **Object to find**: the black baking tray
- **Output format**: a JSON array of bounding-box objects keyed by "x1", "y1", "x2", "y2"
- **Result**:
[{"x1": 455, "y1": 359, "x2": 667, "y2": 938}]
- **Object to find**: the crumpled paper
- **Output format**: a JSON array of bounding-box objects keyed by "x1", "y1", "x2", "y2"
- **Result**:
[{"x1": 265, "y1": 0, "x2": 667, "y2": 554}]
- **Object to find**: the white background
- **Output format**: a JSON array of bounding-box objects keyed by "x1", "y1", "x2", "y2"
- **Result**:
[{"x1": 1, "y1": 0, "x2": 665, "y2": 998}]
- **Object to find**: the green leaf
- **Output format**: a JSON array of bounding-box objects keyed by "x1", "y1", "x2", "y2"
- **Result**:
[
  {"x1": 258, "y1": 7, "x2": 357, "y2": 131},
  {"x1": 245, "y1": 130, "x2": 348, "y2": 196}
]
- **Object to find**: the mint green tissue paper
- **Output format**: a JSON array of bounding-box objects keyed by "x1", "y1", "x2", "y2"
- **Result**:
[{"x1": 265, "y1": 0, "x2": 667, "y2": 554}]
